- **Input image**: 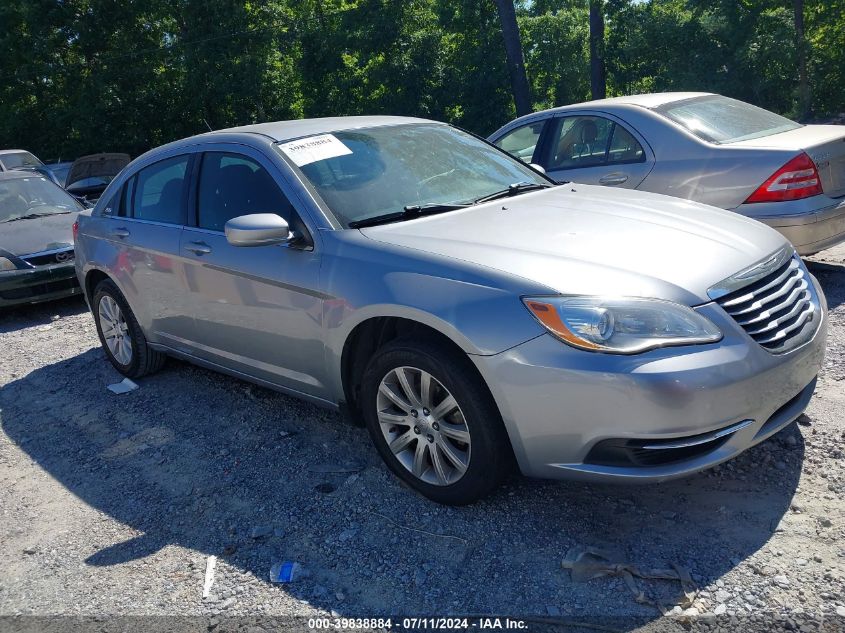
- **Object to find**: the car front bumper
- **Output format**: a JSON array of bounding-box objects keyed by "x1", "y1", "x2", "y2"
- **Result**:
[
  {"x1": 472, "y1": 284, "x2": 827, "y2": 482},
  {"x1": 736, "y1": 197, "x2": 845, "y2": 255},
  {"x1": 0, "y1": 261, "x2": 81, "y2": 308}
]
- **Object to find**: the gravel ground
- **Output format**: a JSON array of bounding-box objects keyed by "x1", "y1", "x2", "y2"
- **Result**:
[{"x1": 0, "y1": 245, "x2": 843, "y2": 632}]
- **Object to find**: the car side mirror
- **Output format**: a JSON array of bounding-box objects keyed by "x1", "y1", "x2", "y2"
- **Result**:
[
  {"x1": 224, "y1": 213, "x2": 294, "y2": 247},
  {"x1": 529, "y1": 163, "x2": 546, "y2": 174}
]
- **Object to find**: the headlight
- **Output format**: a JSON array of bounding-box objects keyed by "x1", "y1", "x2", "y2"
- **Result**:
[
  {"x1": 0, "y1": 256, "x2": 19, "y2": 272},
  {"x1": 522, "y1": 296, "x2": 722, "y2": 354}
]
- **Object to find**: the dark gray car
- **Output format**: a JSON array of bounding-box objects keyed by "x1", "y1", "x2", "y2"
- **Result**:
[
  {"x1": 74, "y1": 117, "x2": 827, "y2": 504},
  {"x1": 0, "y1": 171, "x2": 83, "y2": 307}
]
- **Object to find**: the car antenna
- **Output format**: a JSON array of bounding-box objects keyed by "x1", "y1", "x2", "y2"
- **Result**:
[{"x1": 203, "y1": 118, "x2": 214, "y2": 132}]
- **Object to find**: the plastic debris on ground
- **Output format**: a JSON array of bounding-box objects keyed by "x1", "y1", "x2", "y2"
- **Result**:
[
  {"x1": 202, "y1": 555, "x2": 217, "y2": 599},
  {"x1": 107, "y1": 378, "x2": 138, "y2": 395},
  {"x1": 270, "y1": 561, "x2": 303, "y2": 583},
  {"x1": 250, "y1": 525, "x2": 273, "y2": 540},
  {"x1": 562, "y1": 546, "x2": 697, "y2": 616}
]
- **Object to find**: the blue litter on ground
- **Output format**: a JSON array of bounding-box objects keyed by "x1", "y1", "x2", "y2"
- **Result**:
[{"x1": 270, "y1": 561, "x2": 299, "y2": 583}]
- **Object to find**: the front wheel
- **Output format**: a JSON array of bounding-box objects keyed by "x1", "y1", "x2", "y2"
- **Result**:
[{"x1": 361, "y1": 339, "x2": 511, "y2": 505}]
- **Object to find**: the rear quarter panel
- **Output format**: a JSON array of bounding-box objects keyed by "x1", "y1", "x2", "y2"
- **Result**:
[{"x1": 621, "y1": 107, "x2": 797, "y2": 210}]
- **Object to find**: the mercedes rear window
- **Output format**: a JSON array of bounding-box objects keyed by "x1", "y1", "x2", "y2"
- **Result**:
[{"x1": 655, "y1": 95, "x2": 802, "y2": 144}]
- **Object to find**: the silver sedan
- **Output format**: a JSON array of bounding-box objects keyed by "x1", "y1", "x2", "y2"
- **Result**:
[
  {"x1": 74, "y1": 116, "x2": 827, "y2": 504},
  {"x1": 489, "y1": 92, "x2": 845, "y2": 255}
]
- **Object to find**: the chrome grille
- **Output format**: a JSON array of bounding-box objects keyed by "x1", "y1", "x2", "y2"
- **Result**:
[{"x1": 715, "y1": 256, "x2": 816, "y2": 353}]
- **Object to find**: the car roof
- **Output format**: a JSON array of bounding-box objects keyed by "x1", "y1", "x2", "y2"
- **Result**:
[
  {"x1": 212, "y1": 115, "x2": 437, "y2": 142},
  {"x1": 534, "y1": 92, "x2": 714, "y2": 115},
  {"x1": 0, "y1": 149, "x2": 33, "y2": 155}
]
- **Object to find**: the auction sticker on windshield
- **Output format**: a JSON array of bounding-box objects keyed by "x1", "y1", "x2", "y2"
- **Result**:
[{"x1": 279, "y1": 134, "x2": 352, "y2": 166}]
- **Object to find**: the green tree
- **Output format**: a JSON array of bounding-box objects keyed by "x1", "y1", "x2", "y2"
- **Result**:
[
  {"x1": 2, "y1": 0, "x2": 843, "y2": 162},
  {"x1": 519, "y1": 2, "x2": 590, "y2": 109},
  {"x1": 805, "y1": 0, "x2": 845, "y2": 119}
]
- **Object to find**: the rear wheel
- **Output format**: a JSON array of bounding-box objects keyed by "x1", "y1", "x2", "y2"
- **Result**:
[
  {"x1": 361, "y1": 339, "x2": 511, "y2": 505},
  {"x1": 92, "y1": 279, "x2": 165, "y2": 378}
]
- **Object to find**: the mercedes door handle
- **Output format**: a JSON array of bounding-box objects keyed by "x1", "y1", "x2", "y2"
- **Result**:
[
  {"x1": 599, "y1": 173, "x2": 629, "y2": 186},
  {"x1": 185, "y1": 241, "x2": 212, "y2": 255},
  {"x1": 110, "y1": 227, "x2": 130, "y2": 239}
]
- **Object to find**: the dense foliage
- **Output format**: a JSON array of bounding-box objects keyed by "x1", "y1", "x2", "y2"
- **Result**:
[{"x1": 0, "y1": 0, "x2": 842, "y2": 160}]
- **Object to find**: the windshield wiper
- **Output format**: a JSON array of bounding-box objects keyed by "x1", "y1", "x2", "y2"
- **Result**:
[
  {"x1": 347, "y1": 183, "x2": 554, "y2": 229},
  {"x1": 349, "y1": 202, "x2": 470, "y2": 229},
  {"x1": 2, "y1": 210, "x2": 71, "y2": 223},
  {"x1": 474, "y1": 181, "x2": 554, "y2": 204}
]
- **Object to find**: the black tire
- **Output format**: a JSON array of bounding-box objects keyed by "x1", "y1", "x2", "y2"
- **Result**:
[
  {"x1": 361, "y1": 338, "x2": 512, "y2": 505},
  {"x1": 92, "y1": 279, "x2": 166, "y2": 378}
]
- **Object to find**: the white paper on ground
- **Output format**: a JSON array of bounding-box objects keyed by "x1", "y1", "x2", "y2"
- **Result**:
[
  {"x1": 202, "y1": 555, "x2": 217, "y2": 598},
  {"x1": 107, "y1": 378, "x2": 138, "y2": 395},
  {"x1": 279, "y1": 134, "x2": 352, "y2": 167}
]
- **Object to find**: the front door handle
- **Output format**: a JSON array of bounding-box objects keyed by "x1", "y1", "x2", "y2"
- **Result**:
[
  {"x1": 110, "y1": 227, "x2": 130, "y2": 239},
  {"x1": 599, "y1": 173, "x2": 629, "y2": 186},
  {"x1": 185, "y1": 241, "x2": 212, "y2": 255}
]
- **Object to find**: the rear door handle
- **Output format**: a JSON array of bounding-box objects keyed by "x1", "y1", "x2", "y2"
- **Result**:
[
  {"x1": 185, "y1": 241, "x2": 212, "y2": 255},
  {"x1": 599, "y1": 173, "x2": 629, "y2": 186},
  {"x1": 110, "y1": 227, "x2": 130, "y2": 238}
]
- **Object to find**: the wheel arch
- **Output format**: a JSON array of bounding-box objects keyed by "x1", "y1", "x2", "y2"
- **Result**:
[
  {"x1": 340, "y1": 316, "x2": 489, "y2": 426},
  {"x1": 84, "y1": 268, "x2": 112, "y2": 304}
]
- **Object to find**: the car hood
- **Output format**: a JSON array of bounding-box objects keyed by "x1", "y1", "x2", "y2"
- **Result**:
[
  {"x1": 66, "y1": 153, "x2": 130, "y2": 188},
  {"x1": 359, "y1": 185, "x2": 788, "y2": 305},
  {"x1": 0, "y1": 212, "x2": 78, "y2": 257}
]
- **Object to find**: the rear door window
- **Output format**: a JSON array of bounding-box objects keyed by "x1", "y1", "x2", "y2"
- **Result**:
[
  {"x1": 101, "y1": 179, "x2": 133, "y2": 217},
  {"x1": 547, "y1": 116, "x2": 614, "y2": 170},
  {"x1": 545, "y1": 116, "x2": 646, "y2": 170},
  {"x1": 607, "y1": 125, "x2": 645, "y2": 164},
  {"x1": 129, "y1": 155, "x2": 189, "y2": 224},
  {"x1": 100, "y1": 188, "x2": 120, "y2": 216}
]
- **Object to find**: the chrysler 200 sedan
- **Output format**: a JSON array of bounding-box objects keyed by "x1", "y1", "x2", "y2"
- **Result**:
[
  {"x1": 74, "y1": 116, "x2": 827, "y2": 505},
  {"x1": 490, "y1": 93, "x2": 845, "y2": 255}
]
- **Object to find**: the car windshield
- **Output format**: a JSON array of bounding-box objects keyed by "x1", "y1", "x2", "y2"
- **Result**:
[
  {"x1": 278, "y1": 123, "x2": 550, "y2": 228},
  {"x1": 0, "y1": 151, "x2": 43, "y2": 170},
  {"x1": 0, "y1": 176, "x2": 81, "y2": 223},
  {"x1": 655, "y1": 95, "x2": 802, "y2": 144}
]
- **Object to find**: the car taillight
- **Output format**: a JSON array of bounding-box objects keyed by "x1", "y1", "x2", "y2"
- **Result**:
[
  {"x1": 745, "y1": 152, "x2": 823, "y2": 203},
  {"x1": 72, "y1": 220, "x2": 79, "y2": 242}
]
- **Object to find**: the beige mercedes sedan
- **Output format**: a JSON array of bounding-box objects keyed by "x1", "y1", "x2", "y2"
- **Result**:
[{"x1": 490, "y1": 92, "x2": 845, "y2": 255}]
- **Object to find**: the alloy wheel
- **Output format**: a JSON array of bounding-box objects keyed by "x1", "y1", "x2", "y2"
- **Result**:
[
  {"x1": 98, "y1": 295, "x2": 133, "y2": 365},
  {"x1": 376, "y1": 366, "x2": 471, "y2": 486}
]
